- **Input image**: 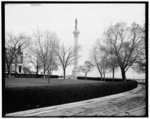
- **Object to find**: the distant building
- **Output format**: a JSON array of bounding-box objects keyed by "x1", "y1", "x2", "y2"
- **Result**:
[
  {"x1": 23, "y1": 67, "x2": 32, "y2": 74},
  {"x1": 5, "y1": 46, "x2": 24, "y2": 74}
]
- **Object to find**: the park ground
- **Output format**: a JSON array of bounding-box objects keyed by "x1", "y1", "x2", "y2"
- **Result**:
[
  {"x1": 5, "y1": 78, "x2": 146, "y2": 117},
  {"x1": 5, "y1": 78, "x2": 105, "y2": 87}
]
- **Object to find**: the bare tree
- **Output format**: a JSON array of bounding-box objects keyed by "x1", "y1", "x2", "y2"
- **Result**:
[
  {"x1": 5, "y1": 32, "x2": 30, "y2": 78},
  {"x1": 24, "y1": 50, "x2": 42, "y2": 77},
  {"x1": 55, "y1": 45, "x2": 77, "y2": 79},
  {"x1": 35, "y1": 30, "x2": 59, "y2": 79},
  {"x1": 133, "y1": 47, "x2": 145, "y2": 73},
  {"x1": 78, "y1": 61, "x2": 94, "y2": 80},
  {"x1": 132, "y1": 25, "x2": 145, "y2": 73},
  {"x1": 90, "y1": 46, "x2": 108, "y2": 80},
  {"x1": 46, "y1": 54, "x2": 58, "y2": 83},
  {"x1": 102, "y1": 22, "x2": 145, "y2": 81},
  {"x1": 105, "y1": 54, "x2": 118, "y2": 81}
]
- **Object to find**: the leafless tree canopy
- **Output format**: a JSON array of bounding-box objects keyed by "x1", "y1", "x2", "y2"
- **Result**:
[
  {"x1": 132, "y1": 25, "x2": 145, "y2": 73},
  {"x1": 78, "y1": 61, "x2": 94, "y2": 79},
  {"x1": 101, "y1": 22, "x2": 145, "y2": 80},
  {"x1": 5, "y1": 32, "x2": 30, "y2": 78},
  {"x1": 24, "y1": 43, "x2": 42, "y2": 76},
  {"x1": 90, "y1": 45, "x2": 109, "y2": 80},
  {"x1": 55, "y1": 45, "x2": 77, "y2": 79},
  {"x1": 34, "y1": 30, "x2": 59, "y2": 79}
]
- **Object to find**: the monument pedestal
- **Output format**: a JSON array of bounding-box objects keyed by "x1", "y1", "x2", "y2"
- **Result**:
[{"x1": 72, "y1": 68, "x2": 79, "y2": 79}]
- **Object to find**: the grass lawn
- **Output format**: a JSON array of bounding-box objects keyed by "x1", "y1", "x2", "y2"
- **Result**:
[{"x1": 5, "y1": 78, "x2": 105, "y2": 88}]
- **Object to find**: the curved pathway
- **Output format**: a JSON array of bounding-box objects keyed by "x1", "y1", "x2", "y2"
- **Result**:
[{"x1": 6, "y1": 84, "x2": 146, "y2": 117}]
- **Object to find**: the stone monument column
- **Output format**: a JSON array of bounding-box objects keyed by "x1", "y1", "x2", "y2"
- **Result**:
[{"x1": 72, "y1": 18, "x2": 80, "y2": 79}]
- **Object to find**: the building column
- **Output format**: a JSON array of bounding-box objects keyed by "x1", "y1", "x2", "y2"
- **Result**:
[{"x1": 72, "y1": 18, "x2": 80, "y2": 79}]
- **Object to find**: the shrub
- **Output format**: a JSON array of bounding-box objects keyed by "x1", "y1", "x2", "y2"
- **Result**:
[
  {"x1": 78, "y1": 76, "x2": 125, "y2": 82},
  {"x1": 4, "y1": 80, "x2": 137, "y2": 114},
  {"x1": 5, "y1": 73, "x2": 59, "y2": 78}
]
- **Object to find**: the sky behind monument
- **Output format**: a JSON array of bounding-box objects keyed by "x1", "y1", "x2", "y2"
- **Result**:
[{"x1": 5, "y1": 3, "x2": 145, "y2": 79}]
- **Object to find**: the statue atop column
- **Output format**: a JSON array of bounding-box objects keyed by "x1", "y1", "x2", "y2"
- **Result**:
[
  {"x1": 75, "y1": 18, "x2": 78, "y2": 29},
  {"x1": 72, "y1": 18, "x2": 80, "y2": 79}
]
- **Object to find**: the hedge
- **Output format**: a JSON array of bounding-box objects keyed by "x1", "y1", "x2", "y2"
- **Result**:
[
  {"x1": 78, "y1": 77, "x2": 124, "y2": 82},
  {"x1": 5, "y1": 73, "x2": 59, "y2": 78},
  {"x1": 4, "y1": 80, "x2": 138, "y2": 114}
]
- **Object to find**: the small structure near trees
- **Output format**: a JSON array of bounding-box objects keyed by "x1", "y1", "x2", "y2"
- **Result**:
[{"x1": 5, "y1": 32, "x2": 30, "y2": 78}]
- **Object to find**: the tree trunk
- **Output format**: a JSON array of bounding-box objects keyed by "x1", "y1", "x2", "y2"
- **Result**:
[
  {"x1": 43, "y1": 68, "x2": 46, "y2": 79},
  {"x1": 85, "y1": 73, "x2": 87, "y2": 80},
  {"x1": 112, "y1": 68, "x2": 115, "y2": 82},
  {"x1": 7, "y1": 65, "x2": 11, "y2": 79},
  {"x1": 97, "y1": 65, "x2": 102, "y2": 81},
  {"x1": 36, "y1": 66, "x2": 39, "y2": 78},
  {"x1": 100, "y1": 73, "x2": 103, "y2": 81},
  {"x1": 63, "y1": 68, "x2": 66, "y2": 79},
  {"x1": 15, "y1": 63, "x2": 17, "y2": 76},
  {"x1": 103, "y1": 72, "x2": 105, "y2": 81},
  {"x1": 121, "y1": 68, "x2": 126, "y2": 81},
  {"x1": 48, "y1": 70, "x2": 51, "y2": 84}
]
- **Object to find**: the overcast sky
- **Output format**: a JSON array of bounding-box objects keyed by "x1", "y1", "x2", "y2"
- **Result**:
[{"x1": 5, "y1": 3, "x2": 145, "y2": 79}]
